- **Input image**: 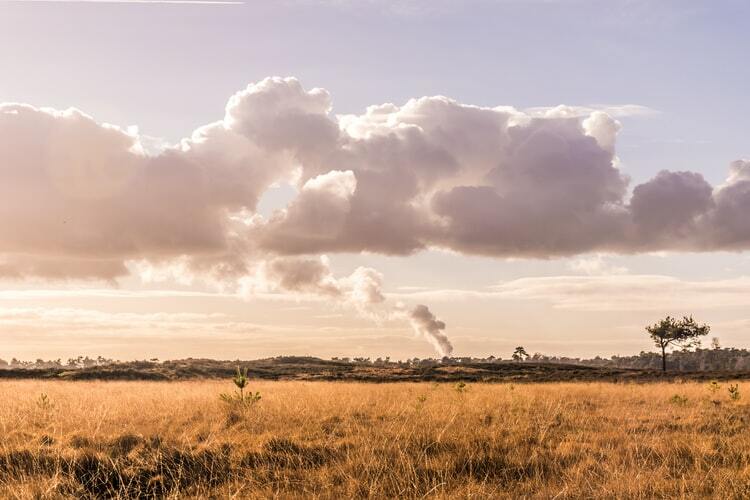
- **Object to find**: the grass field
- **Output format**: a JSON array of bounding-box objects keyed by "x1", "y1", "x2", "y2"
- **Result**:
[{"x1": 1, "y1": 380, "x2": 749, "y2": 499}]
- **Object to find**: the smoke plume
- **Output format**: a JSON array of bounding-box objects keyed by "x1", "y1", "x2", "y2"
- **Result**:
[{"x1": 409, "y1": 304, "x2": 453, "y2": 357}]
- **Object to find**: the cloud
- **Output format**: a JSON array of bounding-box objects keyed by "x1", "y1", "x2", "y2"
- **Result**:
[
  {"x1": 567, "y1": 254, "x2": 629, "y2": 276},
  {"x1": 390, "y1": 275, "x2": 750, "y2": 313},
  {"x1": 701, "y1": 160, "x2": 750, "y2": 250},
  {"x1": 256, "y1": 170, "x2": 359, "y2": 254},
  {"x1": 6, "y1": 0, "x2": 244, "y2": 5},
  {"x1": 5, "y1": 77, "x2": 749, "y2": 277},
  {"x1": 0, "y1": 102, "x2": 280, "y2": 281},
  {"x1": 4, "y1": 76, "x2": 750, "y2": 354},
  {"x1": 492, "y1": 275, "x2": 750, "y2": 312},
  {"x1": 629, "y1": 170, "x2": 715, "y2": 247},
  {"x1": 0, "y1": 288, "x2": 223, "y2": 300},
  {"x1": 0, "y1": 307, "x2": 242, "y2": 336},
  {"x1": 525, "y1": 104, "x2": 657, "y2": 120}
]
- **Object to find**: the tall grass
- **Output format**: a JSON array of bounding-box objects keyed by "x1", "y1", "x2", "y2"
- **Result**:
[{"x1": 0, "y1": 380, "x2": 748, "y2": 498}]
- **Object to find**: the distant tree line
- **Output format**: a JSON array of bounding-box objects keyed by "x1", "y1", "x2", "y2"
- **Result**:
[
  {"x1": 4, "y1": 349, "x2": 750, "y2": 372},
  {"x1": 531, "y1": 347, "x2": 750, "y2": 372},
  {"x1": 0, "y1": 355, "x2": 116, "y2": 369},
  {"x1": 329, "y1": 345, "x2": 750, "y2": 372}
]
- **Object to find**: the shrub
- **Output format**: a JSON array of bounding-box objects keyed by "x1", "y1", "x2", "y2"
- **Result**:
[
  {"x1": 220, "y1": 367, "x2": 261, "y2": 407},
  {"x1": 670, "y1": 394, "x2": 688, "y2": 406},
  {"x1": 36, "y1": 393, "x2": 52, "y2": 410},
  {"x1": 728, "y1": 384, "x2": 741, "y2": 401}
]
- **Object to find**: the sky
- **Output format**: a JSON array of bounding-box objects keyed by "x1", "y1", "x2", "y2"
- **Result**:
[{"x1": 1, "y1": 0, "x2": 749, "y2": 361}]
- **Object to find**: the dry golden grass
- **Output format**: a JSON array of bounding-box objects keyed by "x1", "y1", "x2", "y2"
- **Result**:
[{"x1": 0, "y1": 379, "x2": 749, "y2": 498}]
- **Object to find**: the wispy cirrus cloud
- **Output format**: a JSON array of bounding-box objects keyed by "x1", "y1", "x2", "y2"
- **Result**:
[
  {"x1": 0, "y1": 306, "x2": 412, "y2": 339},
  {"x1": 2, "y1": 0, "x2": 244, "y2": 5},
  {"x1": 524, "y1": 104, "x2": 657, "y2": 119},
  {"x1": 392, "y1": 275, "x2": 750, "y2": 312}
]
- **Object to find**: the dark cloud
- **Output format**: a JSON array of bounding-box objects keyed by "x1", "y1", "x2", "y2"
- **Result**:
[{"x1": 629, "y1": 170, "x2": 714, "y2": 247}]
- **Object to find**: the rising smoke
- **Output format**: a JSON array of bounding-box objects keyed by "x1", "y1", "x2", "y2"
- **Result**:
[{"x1": 408, "y1": 304, "x2": 453, "y2": 357}]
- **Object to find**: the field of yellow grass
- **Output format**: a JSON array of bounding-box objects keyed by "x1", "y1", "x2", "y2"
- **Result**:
[{"x1": 0, "y1": 380, "x2": 749, "y2": 498}]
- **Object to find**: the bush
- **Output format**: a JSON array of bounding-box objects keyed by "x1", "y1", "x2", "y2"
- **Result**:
[
  {"x1": 728, "y1": 384, "x2": 741, "y2": 401},
  {"x1": 220, "y1": 367, "x2": 261, "y2": 406},
  {"x1": 670, "y1": 394, "x2": 688, "y2": 406}
]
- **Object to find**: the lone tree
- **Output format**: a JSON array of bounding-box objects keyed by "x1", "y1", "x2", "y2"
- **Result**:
[
  {"x1": 512, "y1": 346, "x2": 529, "y2": 362},
  {"x1": 646, "y1": 316, "x2": 710, "y2": 372}
]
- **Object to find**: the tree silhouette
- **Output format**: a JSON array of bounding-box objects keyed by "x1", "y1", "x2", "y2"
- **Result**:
[
  {"x1": 646, "y1": 316, "x2": 710, "y2": 372},
  {"x1": 512, "y1": 346, "x2": 529, "y2": 362}
]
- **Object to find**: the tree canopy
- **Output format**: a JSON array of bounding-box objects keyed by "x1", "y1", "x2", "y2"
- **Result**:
[
  {"x1": 512, "y1": 346, "x2": 529, "y2": 362},
  {"x1": 646, "y1": 316, "x2": 710, "y2": 372}
]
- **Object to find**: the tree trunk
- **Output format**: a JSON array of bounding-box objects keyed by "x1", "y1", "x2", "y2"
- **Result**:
[{"x1": 661, "y1": 345, "x2": 667, "y2": 372}]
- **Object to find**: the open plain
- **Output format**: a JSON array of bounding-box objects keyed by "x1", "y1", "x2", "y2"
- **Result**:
[{"x1": 1, "y1": 378, "x2": 749, "y2": 499}]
